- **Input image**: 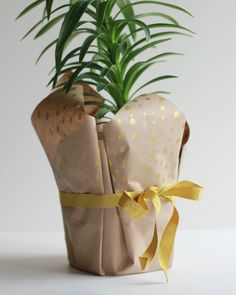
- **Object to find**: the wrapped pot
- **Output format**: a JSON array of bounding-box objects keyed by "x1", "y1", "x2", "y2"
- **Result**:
[{"x1": 32, "y1": 84, "x2": 202, "y2": 276}]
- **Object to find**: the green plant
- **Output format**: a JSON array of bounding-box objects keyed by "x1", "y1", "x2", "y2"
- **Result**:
[
  {"x1": 17, "y1": 0, "x2": 136, "y2": 64},
  {"x1": 18, "y1": 0, "x2": 193, "y2": 120}
]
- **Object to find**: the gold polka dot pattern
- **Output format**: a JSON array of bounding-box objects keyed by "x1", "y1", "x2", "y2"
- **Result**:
[{"x1": 104, "y1": 93, "x2": 187, "y2": 193}]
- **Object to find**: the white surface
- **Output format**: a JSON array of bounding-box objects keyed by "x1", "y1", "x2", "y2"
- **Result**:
[
  {"x1": 0, "y1": 230, "x2": 235, "y2": 295},
  {"x1": 1, "y1": 0, "x2": 236, "y2": 230}
]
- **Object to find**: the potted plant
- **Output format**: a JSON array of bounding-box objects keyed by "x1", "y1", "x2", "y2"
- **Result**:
[{"x1": 18, "y1": 0, "x2": 202, "y2": 279}]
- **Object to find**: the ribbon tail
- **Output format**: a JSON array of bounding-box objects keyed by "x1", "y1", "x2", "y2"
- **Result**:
[
  {"x1": 157, "y1": 205, "x2": 179, "y2": 281},
  {"x1": 139, "y1": 222, "x2": 158, "y2": 271}
]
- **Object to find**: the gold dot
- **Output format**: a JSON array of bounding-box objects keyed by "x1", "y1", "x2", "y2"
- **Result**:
[
  {"x1": 109, "y1": 160, "x2": 112, "y2": 167},
  {"x1": 120, "y1": 145, "x2": 125, "y2": 153},
  {"x1": 118, "y1": 132, "x2": 124, "y2": 140},
  {"x1": 132, "y1": 132, "x2": 137, "y2": 139},
  {"x1": 143, "y1": 179, "x2": 148, "y2": 186},
  {"x1": 95, "y1": 174, "x2": 100, "y2": 182},
  {"x1": 161, "y1": 114, "x2": 165, "y2": 120},
  {"x1": 125, "y1": 105, "x2": 131, "y2": 110},
  {"x1": 116, "y1": 119, "x2": 122, "y2": 126},
  {"x1": 151, "y1": 139, "x2": 157, "y2": 146},
  {"x1": 143, "y1": 112, "x2": 147, "y2": 116},
  {"x1": 115, "y1": 169, "x2": 119, "y2": 174},
  {"x1": 160, "y1": 105, "x2": 165, "y2": 111},
  {"x1": 130, "y1": 114, "x2": 133, "y2": 118},
  {"x1": 159, "y1": 97, "x2": 165, "y2": 102},
  {"x1": 152, "y1": 111, "x2": 156, "y2": 115},
  {"x1": 148, "y1": 154, "x2": 153, "y2": 161},
  {"x1": 152, "y1": 119, "x2": 157, "y2": 125},
  {"x1": 95, "y1": 158, "x2": 100, "y2": 167},
  {"x1": 130, "y1": 118, "x2": 136, "y2": 125},
  {"x1": 145, "y1": 167, "x2": 152, "y2": 175},
  {"x1": 160, "y1": 160, "x2": 164, "y2": 167},
  {"x1": 157, "y1": 173, "x2": 161, "y2": 179},
  {"x1": 174, "y1": 111, "x2": 180, "y2": 118}
]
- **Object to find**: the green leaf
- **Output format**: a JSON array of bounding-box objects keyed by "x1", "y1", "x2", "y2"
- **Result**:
[
  {"x1": 121, "y1": 38, "x2": 172, "y2": 70},
  {"x1": 16, "y1": 0, "x2": 44, "y2": 20},
  {"x1": 79, "y1": 34, "x2": 97, "y2": 62},
  {"x1": 95, "y1": 108, "x2": 111, "y2": 119},
  {"x1": 46, "y1": 0, "x2": 54, "y2": 20},
  {"x1": 124, "y1": 23, "x2": 194, "y2": 42},
  {"x1": 147, "y1": 52, "x2": 183, "y2": 63},
  {"x1": 105, "y1": 83, "x2": 124, "y2": 108},
  {"x1": 97, "y1": 1, "x2": 107, "y2": 27},
  {"x1": 55, "y1": 0, "x2": 95, "y2": 74},
  {"x1": 127, "y1": 31, "x2": 190, "y2": 53},
  {"x1": 83, "y1": 92, "x2": 117, "y2": 109},
  {"x1": 21, "y1": 4, "x2": 70, "y2": 40},
  {"x1": 136, "y1": 12, "x2": 179, "y2": 25},
  {"x1": 115, "y1": 1, "x2": 193, "y2": 19},
  {"x1": 70, "y1": 0, "x2": 80, "y2": 3},
  {"x1": 131, "y1": 75, "x2": 178, "y2": 98},
  {"x1": 36, "y1": 39, "x2": 57, "y2": 64},
  {"x1": 116, "y1": 19, "x2": 150, "y2": 41},
  {"x1": 123, "y1": 61, "x2": 156, "y2": 99},
  {"x1": 34, "y1": 14, "x2": 66, "y2": 39},
  {"x1": 117, "y1": 0, "x2": 136, "y2": 40},
  {"x1": 84, "y1": 101, "x2": 116, "y2": 112},
  {"x1": 65, "y1": 64, "x2": 107, "y2": 90}
]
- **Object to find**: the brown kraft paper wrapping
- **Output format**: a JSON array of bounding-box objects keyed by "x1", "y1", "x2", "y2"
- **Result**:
[{"x1": 31, "y1": 85, "x2": 188, "y2": 275}]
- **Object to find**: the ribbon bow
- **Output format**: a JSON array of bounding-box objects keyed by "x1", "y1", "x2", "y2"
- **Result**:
[
  {"x1": 60, "y1": 181, "x2": 202, "y2": 279},
  {"x1": 118, "y1": 181, "x2": 202, "y2": 279}
]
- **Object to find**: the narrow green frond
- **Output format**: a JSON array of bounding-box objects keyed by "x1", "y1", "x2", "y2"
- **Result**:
[
  {"x1": 135, "y1": 12, "x2": 179, "y2": 25},
  {"x1": 16, "y1": 0, "x2": 44, "y2": 20},
  {"x1": 46, "y1": 0, "x2": 54, "y2": 20},
  {"x1": 114, "y1": 1, "x2": 193, "y2": 19},
  {"x1": 21, "y1": 4, "x2": 70, "y2": 40},
  {"x1": 34, "y1": 14, "x2": 66, "y2": 39},
  {"x1": 131, "y1": 75, "x2": 178, "y2": 98},
  {"x1": 55, "y1": 0, "x2": 95, "y2": 74}
]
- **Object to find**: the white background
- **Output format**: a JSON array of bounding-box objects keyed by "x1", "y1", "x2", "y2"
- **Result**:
[{"x1": 0, "y1": 0, "x2": 235, "y2": 232}]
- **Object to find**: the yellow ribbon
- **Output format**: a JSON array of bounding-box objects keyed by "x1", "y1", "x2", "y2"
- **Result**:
[{"x1": 60, "y1": 181, "x2": 202, "y2": 279}]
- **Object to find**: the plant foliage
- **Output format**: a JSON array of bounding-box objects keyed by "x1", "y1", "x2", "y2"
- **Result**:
[{"x1": 18, "y1": 0, "x2": 193, "y2": 119}]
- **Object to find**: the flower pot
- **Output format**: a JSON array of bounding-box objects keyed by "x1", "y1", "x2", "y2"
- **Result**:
[{"x1": 31, "y1": 84, "x2": 195, "y2": 276}]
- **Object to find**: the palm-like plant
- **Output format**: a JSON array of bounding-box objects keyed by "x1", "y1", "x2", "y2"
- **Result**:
[
  {"x1": 18, "y1": 0, "x2": 193, "y2": 120},
  {"x1": 51, "y1": 0, "x2": 192, "y2": 119}
]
